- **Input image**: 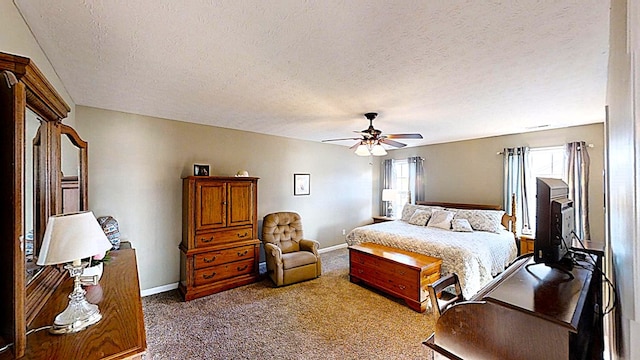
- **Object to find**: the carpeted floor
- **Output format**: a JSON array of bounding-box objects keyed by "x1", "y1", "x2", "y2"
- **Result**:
[{"x1": 142, "y1": 248, "x2": 436, "y2": 359}]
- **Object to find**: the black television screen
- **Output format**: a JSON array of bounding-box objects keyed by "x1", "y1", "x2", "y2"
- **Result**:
[{"x1": 534, "y1": 177, "x2": 574, "y2": 265}]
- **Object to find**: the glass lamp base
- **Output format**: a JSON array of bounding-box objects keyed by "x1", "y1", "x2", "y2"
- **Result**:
[
  {"x1": 49, "y1": 263, "x2": 103, "y2": 335},
  {"x1": 50, "y1": 301, "x2": 102, "y2": 334}
]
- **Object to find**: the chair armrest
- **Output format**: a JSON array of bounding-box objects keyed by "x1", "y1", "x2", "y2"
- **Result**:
[
  {"x1": 264, "y1": 242, "x2": 283, "y2": 261},
  {"x1": 299, "y1": 239, "x2": 319, "y2": 255}
]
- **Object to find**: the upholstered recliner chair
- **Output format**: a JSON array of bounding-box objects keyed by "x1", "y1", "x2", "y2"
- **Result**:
[{"x1": 261, "y1": 212, "x2": 321, "y2": 286}]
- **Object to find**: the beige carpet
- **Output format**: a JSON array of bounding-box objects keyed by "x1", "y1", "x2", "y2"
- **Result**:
[{"x1": 142, "y1": 248, "x2": 436, "y2": 359}]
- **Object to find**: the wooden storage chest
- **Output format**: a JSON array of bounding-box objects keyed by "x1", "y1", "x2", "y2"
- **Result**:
[{"x1": 349, "y1": 242, "x2": 442, "y2": 312}]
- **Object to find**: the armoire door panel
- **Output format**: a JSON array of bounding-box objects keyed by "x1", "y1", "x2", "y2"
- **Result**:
[
  {"x1": 228, "y1": 182, "x2": 254, "y2": 227},
  {"x1": 196, "y1": 181, "x2": 226, "y2": 230}
]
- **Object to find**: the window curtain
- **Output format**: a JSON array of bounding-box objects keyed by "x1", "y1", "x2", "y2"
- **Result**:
[
  {"x1": 565, "y1": 141, "x2": 590, "y2": 241},
  {"x1": 408, "y1": 156, "x2": 425, "y2": 205},
  {"x1": 503, "y1": 147, "x2": 531, "y2": 234},
  {"x1": 380, "y1": 159, "x2": 394, "y2": 215}
]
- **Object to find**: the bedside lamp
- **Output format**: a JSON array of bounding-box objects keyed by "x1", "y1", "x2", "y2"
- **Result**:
[
  {"x1": 382, "y1": 189, "x2": 397, "y2": 217},
  {"x1": 37, "y1": 211, "x2": 113, "y2": 334}
]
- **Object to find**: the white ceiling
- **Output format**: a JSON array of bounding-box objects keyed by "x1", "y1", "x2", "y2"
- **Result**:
[{"x1": 16, "y1": 0, "x2": 610, "y2": 148}]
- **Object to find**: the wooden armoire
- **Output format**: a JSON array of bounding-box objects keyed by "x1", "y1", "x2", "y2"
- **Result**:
[{"x1": 179, "y1": 176, "x2": 260, "y2": 301}]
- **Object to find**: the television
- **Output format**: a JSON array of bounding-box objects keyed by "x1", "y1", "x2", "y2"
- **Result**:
[{"x1": 534, "y1": 177, "x2": 574, "y2": 266}]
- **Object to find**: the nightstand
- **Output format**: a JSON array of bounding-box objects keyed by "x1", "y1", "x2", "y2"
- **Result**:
[
  {"x1": 372, "y1": 216, "x2": 395, "y2": 224},
  {"x1": 519, "y1": 234, "x2": 535, "y2": 255}
]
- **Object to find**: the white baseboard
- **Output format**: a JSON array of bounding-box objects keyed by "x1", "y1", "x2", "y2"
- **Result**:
[
  {"x1": 141, "y1": 243, "x2": 347, "y2": 297},
  {"x1": 319, "y1": 242, "x2": 348, "y2": 253},
  {"x1": 141, "y1": 282, "x2": 178, "y2": 297}
]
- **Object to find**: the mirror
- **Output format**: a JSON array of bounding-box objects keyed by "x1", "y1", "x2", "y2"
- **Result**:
[
  {"x1": 1, "y1": 51, "x2": 75, "y2": 357},
  {"x1": 24, "y1": 109, "x2": 41, "y2": 284},
  {"x1": 60, "y1": 124, "x2": 88, "y2": 214}
]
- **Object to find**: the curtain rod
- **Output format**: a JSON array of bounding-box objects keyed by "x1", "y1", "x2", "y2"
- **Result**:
[{"x1": 496, "y1": 143, "x2": 595, "y2": 155}]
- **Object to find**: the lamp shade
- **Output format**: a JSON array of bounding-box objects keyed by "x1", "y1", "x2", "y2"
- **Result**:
[
  {"x1": 382, "y1": 189, "x2": 397, "y2": 202},
  {"x1": 355, "y1": 143, "x2": 370, "y2": 156},
  {"x1": 370, "y1": 143, "x2": 387, "y2": 156},
  {"x1": 37, "y1": 211, "x2": 112, "y2": 266}
]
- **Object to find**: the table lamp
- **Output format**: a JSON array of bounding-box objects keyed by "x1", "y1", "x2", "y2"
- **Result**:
[
  {"x1": 36, "y1": 211, "x2": 113, "y2": 334},
  {"x1": 382, "y1": 189, "x2": 397, "y2": 217}
]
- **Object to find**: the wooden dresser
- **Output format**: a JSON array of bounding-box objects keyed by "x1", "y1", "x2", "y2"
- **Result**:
[
  {"x1": 0, "y1": 248, "x2": 146, "y2": 360},
  {"x1": 349, "y1": 243, "x2": 442, "y2": 312},
  {"x1": 425, "y1": 249, "x2": 604, "y2": 360},
  {"x1": 179, "y1": 176, "x2": 260, "y2": 301}
]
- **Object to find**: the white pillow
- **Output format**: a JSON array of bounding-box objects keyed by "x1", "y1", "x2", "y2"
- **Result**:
[
  {"x1": 427, "y1": 210, "x2": 455, "y2": 230},
  {"x1": 453, "y1": 209, "x2": 505, "y2": 233},
  {"x1": 452, "y1": 218, "x2": 473, "y2": 232},
  {"x1": 408, "y1": 209, "x2": 432, "y2": 226}
]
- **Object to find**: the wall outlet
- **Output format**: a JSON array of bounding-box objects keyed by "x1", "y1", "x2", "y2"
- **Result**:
[{"x1": 342, "y1": 229, "x2": 346, "y2": 236}]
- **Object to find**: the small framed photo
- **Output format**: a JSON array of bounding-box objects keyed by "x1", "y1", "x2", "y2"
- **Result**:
[
  {"x1": 294, "y1": 173, "x2": 310, "y2": 196},
  {"x1": 194, "y1": 164, "x2": 210, "y2": 176}
]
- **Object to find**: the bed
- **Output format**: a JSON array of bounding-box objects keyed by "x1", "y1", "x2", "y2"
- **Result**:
[{"x1": 345, "y1": 200, "x2": 518, "y2": 299}]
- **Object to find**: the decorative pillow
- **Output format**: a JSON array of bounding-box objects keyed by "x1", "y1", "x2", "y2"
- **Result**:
[
  {"x1": 427, "y1": 210, "x2": 455, "y2": 230},
  {"x1": 401, "y1": 204, "x2": 443, "y2": 222},
  {"x1": 453, "y1": 209, "x2": 505, "y2": 233},
  {"x1": 401, "y1": 204, "x2": 420, "y2": 221},
  {"x1": 452, "y1": 218, "x2": 473, "y2": 232},
  {"x1": 408, "y1": 209, "x2": 432, "y2": 226}
]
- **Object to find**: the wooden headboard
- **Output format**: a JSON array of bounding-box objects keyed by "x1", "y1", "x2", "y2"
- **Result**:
[{"x1": 416, "y1": 194, "x2": 517, "y2": 236}]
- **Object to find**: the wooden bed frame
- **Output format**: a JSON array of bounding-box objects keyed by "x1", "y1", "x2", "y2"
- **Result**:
[{"x1": 416, "y1": 194, "x2": 517, "y2": 237}]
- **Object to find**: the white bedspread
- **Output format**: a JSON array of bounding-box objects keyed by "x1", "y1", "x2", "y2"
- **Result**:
[{"x1": 345, "y1": 221, "x2": 518, "y2": 299}]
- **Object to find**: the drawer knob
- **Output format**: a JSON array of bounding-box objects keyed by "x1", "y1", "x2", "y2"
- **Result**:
[
  {"x1": 203, "y1": 256, "x2": 217, "y2": 263},
  {"x1": 201, "y1": 236, "x2": 214, "y2": 243},
  {"x1": 203, "y1": 272, "x2": 217, "y2": 279},
  {"x1": 237, "y1": 232, "x2": 248, "y2": 238},
  {"x1": 237, "y1": 265, "x2": 248, "y2": 271},
  {"x1": 398, "y1": 285, "x2": 406, "y2": 290},
  {"x1": 237, "y1": 250, "x2": 248, "y2": 257}
]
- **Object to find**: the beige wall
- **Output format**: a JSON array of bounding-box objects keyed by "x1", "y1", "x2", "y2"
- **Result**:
[
  {"x1": 374, "y1": 123, "x2": 605, "y2": 242},
  {"x1": 76, "y1": 106, "x2": 372, "y2": 291}
]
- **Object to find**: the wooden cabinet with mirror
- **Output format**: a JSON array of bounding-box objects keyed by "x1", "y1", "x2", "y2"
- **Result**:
[{"x1": 0, "y1": 52, "x2": 88, "y2": 358}]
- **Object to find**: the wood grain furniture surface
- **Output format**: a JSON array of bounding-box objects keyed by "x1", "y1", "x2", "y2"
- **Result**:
[
  {"x1": 424, "y1": 251, "x2": 604, "y2": 360},
  {"x1": 519, "y1": 234, "x2": 535, "y2": 255},
  {"x1": 0, "y1": 248, "x2": 146, "y2": 360},
  {"x1": 349, "y1": 242, "x2": 442, "y2": 312},
  {"x1": 1, "y1": 51, "x2": 92, "y2": 358},
  {"x1": 180, "y1": 176, "x2": 260, "y2": 301}
]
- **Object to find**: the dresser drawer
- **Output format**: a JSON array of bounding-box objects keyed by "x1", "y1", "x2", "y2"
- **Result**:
[
  {"x1": 194, "y1": 258, "x2": 255, "y2": 286},
  {"x1": 195, "y1": 227, "x2": 253, "y2": 248},
  {"x1": 194, "y1": 245, "x2": 255, "y2": 269}
]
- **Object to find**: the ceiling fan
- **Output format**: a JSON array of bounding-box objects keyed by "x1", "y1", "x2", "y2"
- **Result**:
[{"x1": 322, "y1": 113, "x2": 423, "y2": 156}]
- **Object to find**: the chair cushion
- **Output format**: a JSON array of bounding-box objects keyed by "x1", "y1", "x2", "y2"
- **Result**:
[
  {"x1": 262, "y1": 212, "x2": 304, "y2": 253},
  {"x1": 281, "y1": 251, "x2": 317, "y2": 270}
]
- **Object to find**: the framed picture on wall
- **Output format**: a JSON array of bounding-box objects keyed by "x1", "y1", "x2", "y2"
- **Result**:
[
  {"x1": 194, "y1": 164, "x2": 210, "y2": 176},
  {"x1": 294, "y1": 173, "x2": 310, "y2": 196}
]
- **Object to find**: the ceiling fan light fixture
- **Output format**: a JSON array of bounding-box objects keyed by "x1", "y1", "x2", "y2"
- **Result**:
[
  {"x1": 355, "y1": 143, "x2": 371, "y2": 156},
  {"x1": 370, "y1": 142, "x2": 387, "y2": 156}
]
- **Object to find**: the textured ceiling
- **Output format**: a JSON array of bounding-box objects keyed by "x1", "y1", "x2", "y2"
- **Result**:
[{"x1": 15, "y1": 0, "x2": 610, "y2": 148}]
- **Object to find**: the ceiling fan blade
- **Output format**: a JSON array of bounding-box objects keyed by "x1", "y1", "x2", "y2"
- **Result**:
[
  {"x1": 349, "y1": 141, "x2": 363, "y2": 149},
  {"x1": 384, "y1": 133, "x2": 423, "y2": 139},
  {"x1": 380, "y1": 138, "x2": 407, "y2": 148},
  {"x1": 322, "y1": 137, "x2": 363, "y2": 142}
]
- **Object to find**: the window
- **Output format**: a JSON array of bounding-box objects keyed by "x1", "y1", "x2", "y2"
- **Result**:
[
  {"x1": 525, "y1": 146, "x2": 565, "y2": 233},
  {"x1": 390, "y1": 159, "x2": 409, "y2": 218}
]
